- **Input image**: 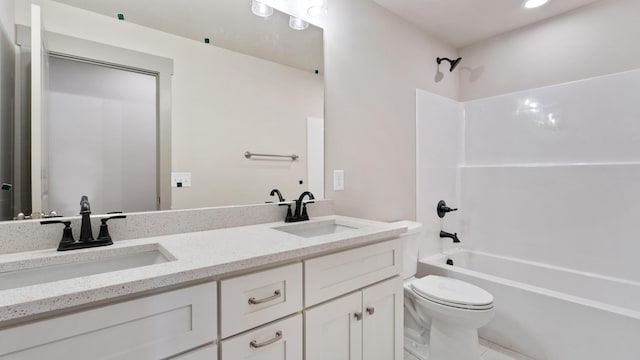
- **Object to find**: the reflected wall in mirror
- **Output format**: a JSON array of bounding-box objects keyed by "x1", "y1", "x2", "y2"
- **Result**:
[
  {"x1": 0, "y1": 1, "x2": 15, "y2": 222},
  {"x1": 2, "y1": 0, "x2": 325, "y2": 220}
]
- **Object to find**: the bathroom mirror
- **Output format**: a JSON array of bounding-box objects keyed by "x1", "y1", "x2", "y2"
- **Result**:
[{"x1": 0, "y1": 0, "x2": 324, "y2": 220}]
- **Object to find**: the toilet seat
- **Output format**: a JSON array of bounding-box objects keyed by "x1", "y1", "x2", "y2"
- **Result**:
[{"x1": 410, "y1": 275, "x2": 494, "y2": 310}]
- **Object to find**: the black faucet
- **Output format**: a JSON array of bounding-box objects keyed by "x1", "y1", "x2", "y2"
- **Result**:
[
  {"x1": 79, "y1": 195, "x2": 94, "y2": 242},
  {"x1": 41, "y1": 196, "x2": 126, "y2": 251},
  {"x1": 440, "y1": 230, "x2": 460, "y2": 243},
  {"x1": 285, "y1": 191, "x2": 315, "y2": 222}
]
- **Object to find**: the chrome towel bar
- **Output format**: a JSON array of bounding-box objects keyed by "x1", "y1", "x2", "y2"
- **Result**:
[{"x1": 244, "y1": 151, "x2": 299, "y2": 160}]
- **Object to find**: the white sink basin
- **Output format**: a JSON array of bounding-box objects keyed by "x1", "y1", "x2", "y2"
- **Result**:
[
  {"x1": 273, "y1": 219, "x2": 364, "y2": 238},
  {"x1": 0, "y1": 244, "x2": 173, "y2": 290}
]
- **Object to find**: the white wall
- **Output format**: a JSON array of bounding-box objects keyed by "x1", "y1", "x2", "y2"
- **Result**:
[
  {"x1": 416, "y1": 89, "x2": 463, "y2": 258},
  {"x1": 459, "y1": 0, "x2": 640, "y2": 101},
  {"x1": 0, "y1": 0, "x2": 16, "y2": 220},
  {"x1": 324, "y1": 0, "x2": 459, "y2": 222},
  {"x1": 460, "y1": 69, "x2": 640, "y2": 282},
  {"x1": 15, "y1": 0, "x2": 323, "y2": 209}
]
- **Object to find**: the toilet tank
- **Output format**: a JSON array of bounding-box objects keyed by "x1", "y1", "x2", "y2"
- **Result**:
[{"x1": 392, "y1": 221, "x2": 423, "y2": 279}]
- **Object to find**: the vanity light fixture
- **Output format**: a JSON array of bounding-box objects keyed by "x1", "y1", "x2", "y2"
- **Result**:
[
  {"x1": 289, "y1": 16, "x2": 309, "y2": 30},
  {"x1": 251, "y1": 0, "x2": 274, "y2": 18},
  {"x1": 523, "y1": 0, "x2": 549, "y2": 9}
]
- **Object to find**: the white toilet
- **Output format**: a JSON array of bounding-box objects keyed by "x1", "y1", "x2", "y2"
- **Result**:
[{"x1": 396, "y1": 221, "x2": 495, "y2": 360}]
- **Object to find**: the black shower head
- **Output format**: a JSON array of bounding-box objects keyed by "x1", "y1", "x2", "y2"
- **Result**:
[{"x1": 437, "y1": 57, "x2": 462, "y2": 72}]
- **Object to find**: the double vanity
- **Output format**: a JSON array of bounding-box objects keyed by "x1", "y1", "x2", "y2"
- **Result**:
[{"x1": 0, "y1": 214, "x2": 407, "y2": 360}]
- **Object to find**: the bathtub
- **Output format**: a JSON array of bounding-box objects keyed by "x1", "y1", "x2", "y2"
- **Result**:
[{"x1": 417, "y1": 249, "x2": 640, "y2": 360}]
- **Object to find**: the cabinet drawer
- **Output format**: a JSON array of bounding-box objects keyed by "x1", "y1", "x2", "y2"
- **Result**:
[
  {"x1": 220, "y1": 262, "x2": 303, "y2": 338},
  {"x1": 221, "y1": 314, "x2": 302, "y2": 360},
  {"x1": 305, "y1": 239, "x2": 401, "y2": 306},
  {"x1": 0, "y1": 282, "x2": 217, "y2": 360}
]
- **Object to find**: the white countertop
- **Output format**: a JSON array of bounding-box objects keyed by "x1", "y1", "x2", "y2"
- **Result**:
[{"x1": 0, "y1": 215, "x2": 406, "y2": 324}]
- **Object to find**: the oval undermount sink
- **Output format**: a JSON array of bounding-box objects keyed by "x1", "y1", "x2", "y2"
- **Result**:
[
  {"x1": 272, "y1": 219, "x2": 364, "y2": 238},
  {"x1": 0, "y1": 244, "x2": 174, "y2": 290}
]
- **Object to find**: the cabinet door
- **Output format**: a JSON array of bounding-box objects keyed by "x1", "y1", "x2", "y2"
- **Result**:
[
  {"x1": 305, "y1": 292, "x2": 362, "y2": 360},
  {"x1": 362, "y1": 277, "x2": 403, "y2": 360},
  {"x1": 221, "y1": 314, "x2": 302, "y2": 360}
]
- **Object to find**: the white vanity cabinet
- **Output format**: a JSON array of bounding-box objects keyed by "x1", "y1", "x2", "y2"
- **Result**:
[
  {"x1": 0, "y1": 233, "x2": 403, "y2": 360},
  {"x1": 0, "y1": 282, "x2": 218, "y2": 360},
  {"x1": 304, "y1": 239, "x2": 403, "y2": 360}
]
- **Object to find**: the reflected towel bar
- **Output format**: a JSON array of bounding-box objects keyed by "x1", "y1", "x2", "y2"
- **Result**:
[{"x1": 244, "y1": 151, "x2": 299, "y2": 160}]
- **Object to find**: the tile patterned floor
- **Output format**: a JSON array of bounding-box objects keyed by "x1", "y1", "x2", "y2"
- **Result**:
[{"x1": 404, "y1": 338, "x2": 534, "y2": 360}]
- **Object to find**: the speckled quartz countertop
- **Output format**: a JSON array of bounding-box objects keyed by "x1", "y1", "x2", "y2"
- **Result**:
[{"x1": 0, "y1": 215, "x2": 406, "y2": 324}]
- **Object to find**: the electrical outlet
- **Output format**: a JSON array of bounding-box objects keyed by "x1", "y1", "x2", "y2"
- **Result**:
[
  {"x1": 333, "y1": 170, "x2": 344, "y2": 191},
  {"x1": 171, "y1": 172, "x2": 192, "y2": 188}
]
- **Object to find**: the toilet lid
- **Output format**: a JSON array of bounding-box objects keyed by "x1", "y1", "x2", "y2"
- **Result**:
[{"x1": 411, "y1": 275, "x2": 494, "y2": 308}]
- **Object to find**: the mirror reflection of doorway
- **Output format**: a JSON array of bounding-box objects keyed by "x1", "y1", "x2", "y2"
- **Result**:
[{"x1": 47, "y1": 56, "x2": 158, "y2": 216}]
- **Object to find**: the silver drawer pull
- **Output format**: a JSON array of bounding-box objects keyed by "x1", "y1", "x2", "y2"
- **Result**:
[
  {"x1": 250, "y1": 330, "x2": 283, "y2": 348},
  {"x1": 248, "y1": 289, "x2": 281, "y2": 305},
  {"x1": 354, "y1": 311, "x2": 363, "y2": 321}
]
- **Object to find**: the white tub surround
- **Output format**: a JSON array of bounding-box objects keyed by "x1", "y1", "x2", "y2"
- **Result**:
[
  {"x1": 0, "y1": 215, "x2": 405, "y2": 324},
  {"x1": 461, "y1": 69, "x2": 640, "y2": 283},
  {"x1": 419, "y1": 249, "x2": 640, "y2": 360}
]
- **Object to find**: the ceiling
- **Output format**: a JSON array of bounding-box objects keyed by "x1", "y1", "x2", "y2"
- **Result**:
[
  {"x1": 51, "y1": 0, "x2": 324, "y2": 73},
  {"x1": 372, "y1": 0, "x2": 601, "y2": 48}
]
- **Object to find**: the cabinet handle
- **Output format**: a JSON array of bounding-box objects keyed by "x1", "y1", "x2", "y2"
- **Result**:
[
  {"x1": 354, "y1": 311, "x2": 363, "y2": 321},
  {"x1": 250, "y1": 330, "x2": 283, "y2": 348},
  {"x1": 248, "y1": 289, "x2": 281, "y2": 305},
  {"x1": 366, "y1": 306, "x2": 375, "y2": 315}
]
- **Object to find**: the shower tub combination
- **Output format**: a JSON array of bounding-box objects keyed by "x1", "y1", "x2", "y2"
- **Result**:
[{"x1": 418, "y1": 249, "x2": 640, "y2": 360}]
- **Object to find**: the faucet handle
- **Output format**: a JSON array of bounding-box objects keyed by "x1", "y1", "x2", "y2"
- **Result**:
[
  {"x1": 41, "y1": 220, "x2": 76, "y2": 249},
  {"x1": 437, "y1": 200, "x2": 458, "y2": 218},
  {"x1": 281, "y1": 203, "x2": 294, "y2": 222},
  {"x1": 97, "y1": 215, "x2": 127, "y2": 244},
  {"x1": 300, "y1": 203, "x2": 311, "y2": 221}
]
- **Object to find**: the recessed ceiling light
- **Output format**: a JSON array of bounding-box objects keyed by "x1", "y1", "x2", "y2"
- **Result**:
[
  {"x1": 289, "y1": 16, "x2": 309, "y2": 30},
  {"x1": 251, "y1": 0, "x2": 273, "y2": 18},
  {"x1": 523, "y1": 0, "x2": 549, "y2": 9}
]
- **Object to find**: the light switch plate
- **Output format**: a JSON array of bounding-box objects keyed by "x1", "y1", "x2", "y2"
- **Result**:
[
  {"x1": 171, "y1": 172, "x2": 192, "y2": 188},
  {"x1": 333, "y1": 170, "x2": 344, "y2": 191}
]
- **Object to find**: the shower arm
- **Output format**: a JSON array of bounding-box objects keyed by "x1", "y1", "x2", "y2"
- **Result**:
[
  {"x1": 436, "y1": 56, "x2": 462, "y2": 72},
  {"x1": 437, "y1": 57, "x2": 455, "y2": 64}
]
